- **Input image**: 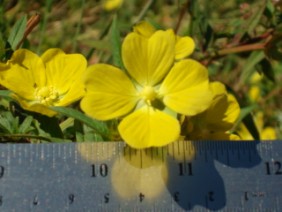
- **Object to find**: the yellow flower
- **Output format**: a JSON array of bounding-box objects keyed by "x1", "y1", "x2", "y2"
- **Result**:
[
  {"x1": 81, "y1": 29, "x2": 212, "y2": 149},
  {"x1": 133, "y1": 21, "x2": 195, "y2": 60},
  {"x1": 185, "y1": 82, "x2": 241, "y2": 140},
  {"x1": 0, "y1": 48, "x2": 86, "y2": 117},
  {"x1": 249, "y1": 85, "x2": 261, "y2": 102},
  {"x1": 248, "y1": 72, "x2": 263, "y2": 102},
  {"x1": 102, "y1": 0, "x2": 123, "y2": 11}
]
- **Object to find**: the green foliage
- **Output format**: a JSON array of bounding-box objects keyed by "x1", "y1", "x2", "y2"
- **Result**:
[
  {"x1": 110, "y1": 16, "x2": 124, "y2": 69},
  {"x1": 51, "y1": 107, "x2": 110, "y2": 141},
  {"x1": 240, "y1": 51, "x2": 265, "y2": 84},
  {"x1": 0, "y1": 112, "x2": 33, "y2": 134},
  {"x1": 7, "y1": 15, "x2": 27, "y2": 50}
]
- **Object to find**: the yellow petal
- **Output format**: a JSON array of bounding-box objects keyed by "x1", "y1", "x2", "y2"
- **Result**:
[
  {"x1": 160, "y1": 59, "x2": 212, "y2": 116},
  {"x1": 237, "y1": 123, "x2": 254, "y2": 140},
  {"x1": 210, "y1": 81, "x2": 227, "y2": 97},
  {"x1": 175, "y1": 36, "x2": 195, "y2": 60},
  {"x1": 122, "y1": 30, "x2": 175, "y2": 86},
  {"x1": 80, "y1": 64, "x2": 138, "y2": 120},
  {"x1": 133, "y1": 21, "x2": 156, "y2": 38},
  {"x1": 0, "y1": 49, "x2": 46, "y2": 100},
  {"x1": 203, "y1": 82, "x2": 240, "y2": 131},
  {"x1": 118, "y1": 106, "x2": 180, "y2": 149},
  {"x1": 41, "y1": 48, "x2": 87, "y2": 95},
  {"x1": 225, "y1": 94, "x2": 240, "y2": 123},
  {"x1": 56, "y1": 83, "x2": 85, "y2": 106}
]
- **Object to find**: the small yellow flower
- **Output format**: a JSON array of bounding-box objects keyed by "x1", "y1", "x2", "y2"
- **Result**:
[
  {"x1": 133, "y1": 21, "x2": 195, "y2": 60},
  {"x1": 102, "y1": 0, "x2": 123, "y2": 11},
  {"x1": 0, "y1": 48, "x2": 87, "y2": 117},
  {"x1": 185, "y1": 82, "x2": 241, "y2": 140},
  {"x1": 81, "y1": 29, "x2": 212, "y2": 149},
  {"x1": 248, "y1": 72, "x2": 263, "y2": 102}
]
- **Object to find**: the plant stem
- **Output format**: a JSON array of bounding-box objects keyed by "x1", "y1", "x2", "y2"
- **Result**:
[
  {"x1": 16, "y1": 14, "x2": 40, "y2": 50},
  {"x1": 174, "y1": 0, "x2": 190, "y2": 34},
  {"x1": 201, "y1": 42, "x2": 268, "y2": 66},
  {"x1": 216, "y1": 43, "x2": 265, "y2": 56}
]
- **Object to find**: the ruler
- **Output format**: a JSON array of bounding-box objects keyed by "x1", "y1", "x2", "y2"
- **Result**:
[{"x1": 0, "y1": 140, "x2": 281, "y2": 211}]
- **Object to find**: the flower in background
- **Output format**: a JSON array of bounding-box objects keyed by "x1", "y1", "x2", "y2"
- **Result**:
[
  {"x1": 102, "y1": 0, "x2": 123, "y2": 11},
  {"x1": 133, "y1": 21, "x2": 195, "y2": 60},
  {"x1": 237, "y1": 111, "x2": 277, "y2": 140},
  {"x1": 0, "y1": 48, "x2": 86, "y2": 117},
  {"x1": 248, "y1": 72, "x2": 263, "y2": 102},
  {"x1": 81, "y1": 29, "x2": 212, "y2": 149},
  {"x1": 185, "y1": 82, "x2": 241, "y2": 140}
]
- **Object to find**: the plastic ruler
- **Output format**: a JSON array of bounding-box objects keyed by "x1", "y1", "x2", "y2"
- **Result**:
[{"x1": 0, "y1": 140, "x2": 282, "y2": 211}]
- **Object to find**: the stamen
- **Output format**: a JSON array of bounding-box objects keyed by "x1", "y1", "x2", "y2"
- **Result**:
[
  {"x1": 140, "y1": 86, "x2": 158, "y2": 104},
  {"x1": 35, "y1": 86, "x2": 59, "y2": 106}
]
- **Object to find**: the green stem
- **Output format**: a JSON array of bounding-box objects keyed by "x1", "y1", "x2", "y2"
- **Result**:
[{"x1": 174, "y1": 0, "x2": 190, "y2": 34}]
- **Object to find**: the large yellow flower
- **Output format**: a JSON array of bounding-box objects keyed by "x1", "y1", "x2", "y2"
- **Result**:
[
  {"x1": 0, "y1": 48, "x2": 86, "y2": 117},
  {"x1": 185, "y1": 82, "x2": 241, "y2": 140},
  {"x1": 81, "y1": 29, "x2": 212, "y2": 149}
]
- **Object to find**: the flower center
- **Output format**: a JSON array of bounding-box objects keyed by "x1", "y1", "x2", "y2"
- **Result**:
[
  {"x1": 140, "y1": 86, "x2": 158, "y2": 103},
  {"x1": 35, "y1": 86, "x2": 59, "y2": 106}
]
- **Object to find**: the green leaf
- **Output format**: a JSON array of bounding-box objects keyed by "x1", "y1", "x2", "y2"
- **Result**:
[
  {"x1": 110, "y1": 16, "x2": 124, "y2": 69},
  {"x1": 235, "y1": 105, "x2": 258, "y2": 126},
  {"x1": 18, "y1": 116, "x2": 34, "y2": 134},
  {"x1": 265, "y1": 0, "x2": 275, "y2": 18},
  {"x1": 34, "y1": 114, "x2": 64, "y2": 138},
  {"x1": 51, "y1": 106, "x2": 110, "y2": 140},
  {"x1": 240, "y1": 51, "x2": 265, "y2": 84},
  {"x1": 7, "y1": 15, "x2": 27, "y2": 50},
  {"x1": 247, "y1": 2, "x2": 266, "y2": 36},
  {"x1": 60, "y1": 117, "x2": 74, "y2": 131},
  {"x1": 234, "y1": 105, "x2": 260, "y2": 140},
  {"x1": 0, "y1": 115, "x2": 13, "y2": 133},
  {"x1": 0, "y1": 90, "x2": 12, "y2": 99}
]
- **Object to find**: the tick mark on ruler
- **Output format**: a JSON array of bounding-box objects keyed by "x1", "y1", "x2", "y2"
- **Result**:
[{"x1": 139, "y1": 193, "x2": 145, "y2": 202}]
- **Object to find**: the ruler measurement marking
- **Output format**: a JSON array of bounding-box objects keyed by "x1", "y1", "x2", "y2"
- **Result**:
[{"x1": 0, "y1": 141, "x2": 281, "y2": 208}]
